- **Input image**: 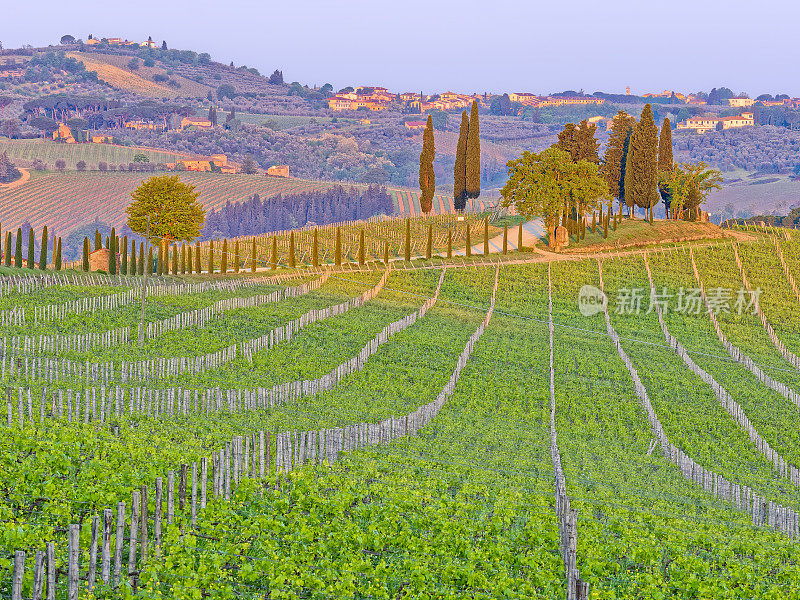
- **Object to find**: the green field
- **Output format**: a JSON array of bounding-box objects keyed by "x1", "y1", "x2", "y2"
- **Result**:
[
  {"x1": 0, "y1": 138, "x2": 187, "y2": 170},
  {"x1": 2, "y1": 235, "x2": 800, "y2": 598}
]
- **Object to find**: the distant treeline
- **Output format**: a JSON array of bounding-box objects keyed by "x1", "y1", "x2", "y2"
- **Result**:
[{"x1": 202, "y1": 184, "x2": 393, "y2": 240}]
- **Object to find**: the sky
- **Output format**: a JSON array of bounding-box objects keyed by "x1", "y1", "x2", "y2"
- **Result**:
[{"x1": 2, "y1": 0, "x2": 797, "y2": 96}]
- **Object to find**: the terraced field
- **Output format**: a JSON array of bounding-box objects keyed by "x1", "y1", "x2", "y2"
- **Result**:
[
  {"x1": 2, "y1": 236, "x2": 800, "y2": 599},
  {"x1": 0, "y1": 139, "x2": 188, "y2": 170}
]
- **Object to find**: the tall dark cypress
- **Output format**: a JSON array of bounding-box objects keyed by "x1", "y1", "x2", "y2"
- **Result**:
[
  {"x1": 602, "y1": 111, "x2": 637, "y2": 213},
  {"x1": 108, "y1": 227, "x2": 117, "y2": 274},
  {"x1": 418, "y1": 114, "x2": 435, "y2": 214},
  {"x1": 195, "y1": 241, "x2": 201, "y2": 273},
  {"x1": 82, "y1": 237, "x2": 89, "y2": 271},
  {"x1": 171, "y1": 243, "x2": 178, "y2": 275},
  {"x1": 3, "y1": 232, "x2": 10, "y2": 267},
  {"x1": 121, "y1": 236, "x2": 128, "y2": 275},
  {"x1": 148, "y1": 246, "x2": 154, "y2": 274},
  {"x1": 128, "y1": 240, "x2": 135, "y2": 276},
  {"x1": 39, "y1": 226, "x2": 48, "y2": 270},
  {"x1": 658, "y1": 117, "x2": 674, "y2": 218},
  {"x1": 624, "y1": 104, "x2": 659, "y2": 219},
  {"x1": 139, "y1": 242, "x2": 145, "y2": 276},
  {"x1": 27, "y1": 228, "x2": 35, "y2": 269},
  {"x1": 465, "y1": 100, "x2": 481, "y2": 198},
  {"x1": 453, "y1": 109, "x2": 469, "y2": 211},
  {"x1": 187, "y1": 244, "x2": 192, "y2": 274},
  {"x1": 54, "y1": 238, "x2": 62, "y2": 271},
  {"x1": 15, "y1": 228, "x2": 23, "y2": 267},
  {"x1": 94, "y1": 230, "x2": 101, "y2": 251}
]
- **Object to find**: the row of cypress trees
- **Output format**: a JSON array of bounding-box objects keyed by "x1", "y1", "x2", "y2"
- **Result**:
[
  {"x1": 0, "y1": 223, "x2": 63, "y2": 271},
  {"x1": 453, "y1": 100, "x2": 481, "y2": 210}
]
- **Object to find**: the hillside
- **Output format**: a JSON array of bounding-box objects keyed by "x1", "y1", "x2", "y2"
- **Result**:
[{"x1": 0, "y1": 138, "x2": 190, "y2": 170}]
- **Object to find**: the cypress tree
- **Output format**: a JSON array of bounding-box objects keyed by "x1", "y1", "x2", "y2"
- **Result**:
[
  {"x1": 139, "y1": 242, "x2": 145, "y2": 276},
  {"x1": 624, "y1": 104, "x2": 659, "y2": 219},
  {"x1": 3, "y1": 232, "x2": 9, "y2": 267},
  {"x1": 171, "y1": 243, "x2": 178, "y2": 275},
  {"x1": 187, "y1": 245, "x2": 192, "y2": 274},
  {"x1": 447, "y1": 229, "x2": 452, "y2": 258},
  {"x1": 556, "y1": 123, "x2": 579, "y2": 161},
  {"x1": 94, "y1": 230, "x2": 101, "y2": 251},
  {"x1": 54, "y1": 238, "x2": 62, "y2": 270},
  {"x1": 250, "y1": 238, "x2": 257, "y2": 272},
  {"x1": 483, "y1": 218, "x2": 489, "y2": 256},
  {"x1": 418, "y1": 115, "x2": 435, "y2": 214},
  {"x1": 658, "y1": 117, "x2": 674, "y2": 218},
  {"x1": 108, "y1": 227, "x2": 117, "y2": 274},
  {"x1": 312, "y1": 230, "x2": 319, "y2": 268},
  {"x1": 234, "y1": 240, "x2": 239, "y2": 273},
  {"x1": 39, "y1": 226, "x2": 48, "y2": 270},
  {"x1": 335, "y1": 227, "x2": 342, "y2": 266},
  {"x1": 465, "y1": 100, "x2": 481, "y2": 198},
  {"x1": 181, "y1": 243, "x2": 186, "y2": 274},
  {"x1": 221, "y1": 239, "x2": 228, "y2": 273},
  {"x1": 453, "y1": 109, "x2": 469, "y2": 210},
  {"x1": 129, "y1": 240, "x2": 135, "y2": 275},
  {"x1": 288, "y1": 232, "x2": 295, "y2": 268},
  {"x1": 503, "y1": 223, "x2": 508, "y2": 255},
  {"x1": 425, "y1": 224, "x2": 432, "y2": 260},
  {"x1": 121, "y1": 237, "x2": 128, "y2": 275},
  {"x1": 82, "y1": 237, "x2": 89, "y2": 271},
  {"x1": 105, "y1": 236, "x2": 109, "y2": 249},
  {"x1": 465, "y1": 223, "x2": 471, "y2": 258},
  {"x1": 195, "y1": 241, "x2": 201, "y2": 274},
  {"x1": 15, "y1": 228, "x2": 23, "y2": 267},
  {"x1": 208, "y1": 240, "x2": 214, "y2": 274},
  {"x1": 358, "y1": 229, "x2": 365, "y2": 266},
  {"x1": 404, "y1": 218, "x2": 411, "y2": 261},
  {"x1": 27, "y1": 228, "x2": 35, "y2": 269},
  {"x1": 270, "y1": 236, "x2": 277, "y2": 270},
  {"x1": 602, "y1": 111, "x2": 637, "y2": 213},
  {"x1": 148, "y1": 246, "x2": 154, "y2": 274}
]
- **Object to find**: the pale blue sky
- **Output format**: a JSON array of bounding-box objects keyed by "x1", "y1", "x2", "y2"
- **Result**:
[{"x1": 3, "y1": 0, "x2": 796, "y2": 96}]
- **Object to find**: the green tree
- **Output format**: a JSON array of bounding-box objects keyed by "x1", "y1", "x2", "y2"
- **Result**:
[
  {"x1": 418, "y1": 115, "x2": 435, "y2": 214},
  {"x1": 122, "y1": 237, "x2": 128, "y2": 275},
  {"x1": 139, "y1": 242, "x2": 145, "y2": 276},
  {"x1": 126, "y1": 175, "x2": 206, "y2": 243},
  {"x1": 82, "y1": 236, "x2": 89, "y2": 271},
  {"x1": 95, "y1": 229, "x2": 101, "y2": 251},
  {"x1": 623, "y1": 104, "x2": 659, "y2": 219},
  {"x1": 221, "y1": 239, "x2": 228, "y2": 273},
  {"x1": 501, "y1": 147, "x2": 610, "y2": 248},
  {"x1": 27, "y1": 228, "x2": 35, "y2": 269},
  {"x1": 39, "y1": 226, "x2": 48, "y2": 270},
  {"x1": 54, "y1": 238, "x2": 62, "y2": 271},
  {"x1": 661, "y1": 162, "x2": 722, "y2": 221},
  {"x1": 658, "y1": 117, "x2": 675, "y2": 218},
  {"x1": 108, "y1": 227, "x2": 117, "y2": 274},
  {"x1": 601, "y1": 111, "x2": 637, "y2": 213},
  {"x1": 453, "y1": 110, "x2": 469, "y2": 210},
  {"x1": 3, "y1": 232, "x2": 9, "y2": 267},
  {"x1": 465, "y1": 100, "x2": 481, "y2": 198}
]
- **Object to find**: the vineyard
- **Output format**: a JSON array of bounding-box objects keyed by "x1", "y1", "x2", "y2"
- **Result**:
[
  {"x1": 0, "y1": 140, "x2": 188, "y2": 171},
  {"x1": 0, "y1": 164, "x2": 494, "y2": 235},
  {"x1": 2, "y1": 233, "x2": 800, "y2": 598}
]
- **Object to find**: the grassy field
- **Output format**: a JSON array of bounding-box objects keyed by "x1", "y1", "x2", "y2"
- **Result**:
[
  {"x1": 2, "y1": 237, "x2": 800, "y2": 598},
  {"x1": 0, "y1": 138, "x2": 189, "y2": 170}
]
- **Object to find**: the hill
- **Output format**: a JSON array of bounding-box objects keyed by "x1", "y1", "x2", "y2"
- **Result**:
[{"x1": 0, "y1": 138, "x2": 190, "y2": 170}]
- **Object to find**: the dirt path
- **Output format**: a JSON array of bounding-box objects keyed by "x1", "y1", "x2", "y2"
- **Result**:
[{"x1": 0, "y1": 168, "x2": 30, "y2": 190}]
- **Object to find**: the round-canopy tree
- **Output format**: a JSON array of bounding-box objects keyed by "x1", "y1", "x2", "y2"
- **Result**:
[{"x1": 126, "y1": 175, "x2": 205, "y2": 243}]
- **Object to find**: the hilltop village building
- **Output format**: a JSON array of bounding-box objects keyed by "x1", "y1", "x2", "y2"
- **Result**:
[{"x1": 677, "y1": 112, "x2": 755, "y2": 133}]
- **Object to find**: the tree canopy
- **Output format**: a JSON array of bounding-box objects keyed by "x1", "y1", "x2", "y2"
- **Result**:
[
  {"x1": 126, "y1": 175, "x2": 206, "y2": 243},
  {"x1": 660, "y1": 162, "x2": 722, "y2": 221},
  {"x1": 501, "y1": 147, "x2": 609, "y2": 246}
]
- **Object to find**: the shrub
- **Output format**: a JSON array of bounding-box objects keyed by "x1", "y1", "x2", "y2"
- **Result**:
[{"x1": 76, "y1": 160, "x2": 86, "y2": 172}]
